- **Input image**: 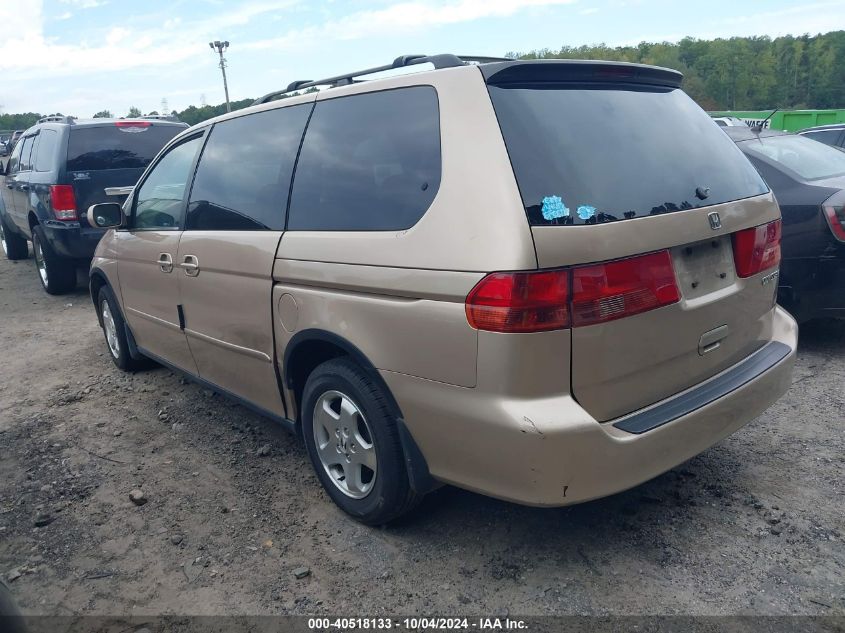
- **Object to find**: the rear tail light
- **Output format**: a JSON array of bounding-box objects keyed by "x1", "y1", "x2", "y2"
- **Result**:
[
  {"x1": 49, "y1": 185, "x2": 78, "y2": 221},
  {"x1": 822, "y1": 204, "x2": 845, "y2": 242},
  {"x1": 466, "y1": 270, "x2": 570, "y2": 333},
  {"x1": 571, "y1": 251, "x2": 680, "y2": 327},
  {"x1": 466, "y1": 250, "x2": 681, "y2": 332},
  {"x1": 732, "y1": 219, "x2": 781, "y2": 278}
]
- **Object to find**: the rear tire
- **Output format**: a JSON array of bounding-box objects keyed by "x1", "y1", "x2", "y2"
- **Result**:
[
  {"x1": 98, "y1": 285, "x2": 147, "y2": 372},
  {"x1": 302, "y1": 358, "x2": 422, "y2": 525},
  {"x1": 0, "y1": 214, "x2": 28, "y2": 260},
  {"x1": 32, "y1": 224, "x2": 76, "y2": 294}
]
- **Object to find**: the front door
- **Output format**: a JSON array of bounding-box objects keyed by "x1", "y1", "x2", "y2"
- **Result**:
[
  {"x1": 117, "y1": 133, "x2": 205, "y2": 374},
  {"x1": 174, "y1": 101, "x2": 313, "y2": 418}
]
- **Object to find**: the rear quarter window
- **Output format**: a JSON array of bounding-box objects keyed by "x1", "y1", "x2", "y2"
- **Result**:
[
  {"x1": 489, "y1": 85, "x2": 769, "y2": 226},
  {"x1": 288, "y1": 86, "x2": 441, "y2": 231},
  {"x1": 35, "y1": 129, "x2": 58, "y2": 172},
  {"x1": 67, "y1": 124, "x2": 184, "y2": 171}
]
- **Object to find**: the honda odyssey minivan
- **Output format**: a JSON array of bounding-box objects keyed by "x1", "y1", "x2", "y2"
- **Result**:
[{"x1": 86, "y1": 55, "x2": 797, "y2": 524}]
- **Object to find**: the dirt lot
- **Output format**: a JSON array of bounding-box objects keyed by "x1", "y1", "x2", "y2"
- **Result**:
[{"x1": 0, "y1": 245, "x2": 843, "y2": 618}]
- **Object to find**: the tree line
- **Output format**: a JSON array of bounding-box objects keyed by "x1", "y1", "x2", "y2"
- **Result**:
[
  {"x1": 510, "y1": 30, "x2": 845, "y2": 111},
  {"x1": 2, "y1": 30, "x2": 843, "y2": 130}
]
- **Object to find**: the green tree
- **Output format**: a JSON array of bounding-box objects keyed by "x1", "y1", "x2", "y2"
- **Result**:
[
  {"x1": 127, "y1": 106, "x2": 142, "y2": 118},
  {"x1": 93, "y1": 110, "x2": 113, "y2": 118}
]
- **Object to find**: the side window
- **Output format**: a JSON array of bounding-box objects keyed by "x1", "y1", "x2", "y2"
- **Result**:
[
  {"x1": 132, "y1": 136, "x2": 203, "y2": 230},
  {"x1": 35, "y1": 130, "x2": 58, "y2": 172},
  {"x1": 6, "y1": 139, "x2": 23, "y2": 174},
  {"x1": 288, "y1": 86, "x2": 441, "y2": 231},
  {"x1": 18, "y1": 137, "x2": 34, "y2": 172},
  {"x1": 187, "y1": 104, "x2": 311, "y2": 231}
]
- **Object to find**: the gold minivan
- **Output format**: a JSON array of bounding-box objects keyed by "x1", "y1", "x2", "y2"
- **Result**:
[{"x1": 87, "y1": 55, "x2": 797, "y2": 524}]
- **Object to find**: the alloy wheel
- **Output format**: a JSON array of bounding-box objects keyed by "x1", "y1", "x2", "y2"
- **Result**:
[
  {"x1": 312, "y1": 390, "x2": 377, "y2": 499},
  {"x1": 33, "y1": 236, "x2": 48, "y2": 288},
  {"x1": 101, "y1": 300, "x2": 121, "y2": 359}
]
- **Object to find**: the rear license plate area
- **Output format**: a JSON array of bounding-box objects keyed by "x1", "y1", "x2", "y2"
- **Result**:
[{"x1": 671, "y1": 236, "x2": 736, "y2": 300}]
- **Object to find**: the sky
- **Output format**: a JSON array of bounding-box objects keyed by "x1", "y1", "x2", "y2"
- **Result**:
[{"x1": 1, "y1": 0, "x2": 845, "y2": 117}]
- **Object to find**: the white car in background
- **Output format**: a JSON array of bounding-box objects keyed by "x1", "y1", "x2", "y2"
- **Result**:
[{"x1": 711, "y1": 116, "x2": 749, "y2": 127}]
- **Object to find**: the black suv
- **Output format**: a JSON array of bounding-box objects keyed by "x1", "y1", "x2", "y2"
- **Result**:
[{"x1": 0, "y1": 116, "x2": 186, "y2": 293}]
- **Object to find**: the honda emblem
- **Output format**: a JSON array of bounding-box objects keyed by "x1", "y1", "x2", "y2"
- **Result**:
[{"x1": 708, "y1": 212, "x2": 722, "y2": 230}]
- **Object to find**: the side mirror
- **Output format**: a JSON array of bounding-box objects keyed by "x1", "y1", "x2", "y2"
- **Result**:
[{"x1": 87, "y1": 202, "x2": 125, "y2": 229}]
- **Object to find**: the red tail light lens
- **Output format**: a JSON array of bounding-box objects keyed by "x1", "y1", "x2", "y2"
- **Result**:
[
  {"x1": 466, "y1": 270, "x2": 570, "y2": 332},
  {"x1": 823, "y1": 205, "x2": 845, "y2": 242},
  {"x1": 466, "y1": 251, "x2": 682, "y2": 332},
  {"x1": 732, "y1": 220, "x2": 781, "y2": 278},
  {"x1": 49, "y1": 185, "x2": 78, "y2": 221},
  {"x1": 571, "y1": 250, "x2": 680, "y2": 327}
]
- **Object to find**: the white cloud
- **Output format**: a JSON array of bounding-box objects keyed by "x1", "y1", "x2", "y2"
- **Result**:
[
  {"x1": 0, "y1": 0, "x2": 301, "y2": 79},
  {"x1": 244, "y1": 0, "x2": 576, "y2": 50},
  {"x1": 579, "y1": 7, "x2": 599, "y2": 15},
  {"x1": 59, "y1": 0, "x2": 108, "y2": 8}
]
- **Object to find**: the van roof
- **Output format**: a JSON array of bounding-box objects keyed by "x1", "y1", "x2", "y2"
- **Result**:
[{"x1": 253, "y1": 54, "x2": 684, "y2": 105}]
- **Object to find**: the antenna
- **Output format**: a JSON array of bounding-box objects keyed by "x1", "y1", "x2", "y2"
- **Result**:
[{"x1": 752, "y1": 109, "x2": 778, "y2": 133}]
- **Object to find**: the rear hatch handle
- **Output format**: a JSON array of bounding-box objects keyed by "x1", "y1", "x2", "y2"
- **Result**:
[{"x1": 699, "y1": 325, "x2": 729, "y2": 355}]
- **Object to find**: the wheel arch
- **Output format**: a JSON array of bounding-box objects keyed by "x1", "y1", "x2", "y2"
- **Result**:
[{"x1": 283, "y1": 329, "x2": 438, "y2": 494}]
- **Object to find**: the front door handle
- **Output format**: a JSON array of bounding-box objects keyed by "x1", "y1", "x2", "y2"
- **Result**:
[
  {"x1": 180, "y1": 254, "x2": 199, "y2": 277},
  {"x1": 19, "y1": 184, "x2": 29, "y2": 191},
  {"x1": 157, "y1": 253, "x2": 173, "y2": 273},
  {"x1": 5, "y1": 183, "x2": 12, "y2": 189}
]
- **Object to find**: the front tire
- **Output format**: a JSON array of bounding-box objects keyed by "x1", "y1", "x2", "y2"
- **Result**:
[
  {"x1": 302, "y1": 358, "x2": 422, "y2": 525},
  {"x1": 32, "y1": 225, "x2": 76, "y2": 294},
  {"x1": 98, "y1": 285, "x2": 146, "y2": 372},
  {"x1": 0, "y1": 214, "x2": 28, "y2": 260}
]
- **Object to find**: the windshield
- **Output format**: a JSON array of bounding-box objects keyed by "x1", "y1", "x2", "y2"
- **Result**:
[
  {"x1": 488, "y1": 84, "x2": 768, "y2": 226},
  {"x1": 740, "y1": 134, "x2": 845, "y2": 181},
  {"x1": 67, "y1": 125, "x2": 183, "y2": 171}
]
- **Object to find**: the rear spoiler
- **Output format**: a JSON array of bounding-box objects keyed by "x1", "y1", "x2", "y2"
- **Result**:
[{"x1": 479, "y1": 60, "x2": 683, "y2": 88}]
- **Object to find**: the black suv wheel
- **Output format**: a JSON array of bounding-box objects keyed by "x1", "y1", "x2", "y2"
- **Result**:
[
  {"x1": 0, "y1": 214, "x2": 28, "y2": 260},
  {"x1": 32, "y1": 225, "x2": 76, "y2": 294}
]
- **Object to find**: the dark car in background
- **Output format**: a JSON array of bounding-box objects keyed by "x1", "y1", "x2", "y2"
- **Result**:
[
  {"x1": 725, "y1": 126, "x2": 845, "y2": 322},
  {"x1": 798, "y1": 123, "x2": 845, "y2": 151},
  {"x1": 0, "y1": 116, "x2": 187, "y2": 293}
]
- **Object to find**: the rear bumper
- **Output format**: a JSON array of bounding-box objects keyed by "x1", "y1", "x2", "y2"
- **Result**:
[
  {"x1": 383, "y1": 306, "x2": 797, "y2": 506},
  {"x1": 40, "y1": 221, "x2": 105, "y2": 260}
]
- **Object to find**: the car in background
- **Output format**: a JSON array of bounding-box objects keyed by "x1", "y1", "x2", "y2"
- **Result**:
[
  {"x1": 798, "y1": 123, "x2": 845, "y2": 152},
  {"x1": 724, "y1": 126, "x2": 845, "y2": 322},
  {"x1": 0, "y1": 116, "x2": 187, "y2": 294},
  {"x1": 711, "y1": 115, "x2": 748, "y2": 127},
  {"x1": 8, "y1": 130, "x2": 24, "y2": 150},
  {"x1": 0, "y1": 133, "x2": 11, "y2": 156}
]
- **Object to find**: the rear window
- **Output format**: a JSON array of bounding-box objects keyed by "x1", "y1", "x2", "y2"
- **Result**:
[
  {"x1": 742, "y1": 134, "x2": 845, "y2": 181},
  {"x1": 489, "y1": 85, "x2": 768, "y2": 226},
  {"x1": 801, "y1": 129, "x2": 842, "y2": 147},
  {"x1": 66, "y1": 124, "x2": 184, "y2": 171}
]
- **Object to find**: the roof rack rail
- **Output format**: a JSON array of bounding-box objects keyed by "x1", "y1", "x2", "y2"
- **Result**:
[
  {"x1": 37, "y1": 115, "x2": 75, "y2": 125},
  {"x1": 253, "y1": 53, "x2": 512, "y2": 105}
]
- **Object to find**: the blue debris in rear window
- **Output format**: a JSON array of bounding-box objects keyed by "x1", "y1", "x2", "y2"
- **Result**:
[
  {"x1": 541, "y1": 195, "x2": 569, "y2": 221},
  {"x1": 577, "y1": 205, "x2": 596, "y2": 221}
]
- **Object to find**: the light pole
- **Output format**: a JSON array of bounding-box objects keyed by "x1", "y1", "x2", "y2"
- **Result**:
[{"x1": 209, "y1": 40, "x2": 231, "y2": 112}]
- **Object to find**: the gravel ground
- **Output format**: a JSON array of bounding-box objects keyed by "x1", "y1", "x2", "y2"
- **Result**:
[{"x1": 0, "y1": 243, "x2": 843, "y2": 618}]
